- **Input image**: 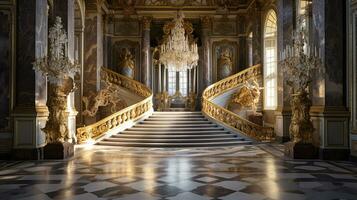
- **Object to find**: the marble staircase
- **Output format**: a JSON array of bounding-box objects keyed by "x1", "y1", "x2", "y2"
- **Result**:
[{"x1": 96, "y1": 112, "x2": 252, "y2": 147}]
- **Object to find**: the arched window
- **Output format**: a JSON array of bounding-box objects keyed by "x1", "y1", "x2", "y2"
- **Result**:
[{"x1": 264, "y1": 10, "x2": 277, "y2": 109}]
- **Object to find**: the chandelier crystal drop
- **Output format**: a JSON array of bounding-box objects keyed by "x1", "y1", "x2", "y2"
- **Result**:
[{"x1": 159, "y1": 13, "x2": 199, "y2": 72}]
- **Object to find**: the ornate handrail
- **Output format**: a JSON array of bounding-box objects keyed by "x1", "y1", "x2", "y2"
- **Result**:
[
  {"x1": 202, "y1": 64, "x2": 275, "y2": 141},
  {"x1": 76, "y1": 68, "x2": 153, "y2": 144}
]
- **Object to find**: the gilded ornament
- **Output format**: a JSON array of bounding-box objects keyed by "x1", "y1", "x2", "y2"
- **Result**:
[
  {"x1": 280, "y1": 17, "x2": 322, "y2": 144},
  {"x1": 76, "y1": 68, "x2": 153, "y2": 144},
  {"x1": 33, "y1": 17, "x2": 80, "y2": 144},
  {"x1": 202, "y1": 64, "x2": 274, "y2": 141},
  {"x1": 82, "y1": 71, "x2": 127, "y2": 117}
]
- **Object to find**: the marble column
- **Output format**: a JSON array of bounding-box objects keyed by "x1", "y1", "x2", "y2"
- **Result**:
[
  {"x1": 252, "y1": 4, "x2": 262, "y2": 66},
  {"x1": 83, "y1": 3, "x2": 104, "y2": 125},
  {"x1": 201, "y1": 16, "x2": 211, "y2": 92},
  {"x1": 348, "y1": 0, "x2": 357, "y2": 160},
  {"x1": 274, "y1": 0, "x2": 294, "y2": 143},
  {"x1": 158, "y1": 64, "x2": 162, "y2": 93},
  {"x1": 310, "y1": 0, "x2": 349, "y2": 160},
  {"x1": 238, "y1": 36, "x2": 247, "y2": 71},
  {"x1": 141, "y1": 17, "x2": 152, "y2": 88},
  {"x1": 12, "y1": 0, "x2": 48, "y2": 159}
]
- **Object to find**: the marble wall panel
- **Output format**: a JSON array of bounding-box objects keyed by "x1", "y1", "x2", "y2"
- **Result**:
[
  {"x1": 83, "y1": 14, "x2": 98, "y2": 97},
  {"x1": 252, "y1": 9, "x2": 262, "y2": 65},
  {"x1": 312, "y1": 0, "x2": 346, "y2": 107},
  {"x1": 0, "y1": 10, "x2": 11, "y2": 130},
  {"x1": 114, "y1": 19, "x2": 140, "y2": 36},
  {"x1": 16, "y1": 0, "x2": 36, "y2": 107},
  {"x1": 212, "y1": 20, "x2": 237, "y2": 36},
  {"x1": 324, "y1": 0, "x2": 346, "y2": 106}
]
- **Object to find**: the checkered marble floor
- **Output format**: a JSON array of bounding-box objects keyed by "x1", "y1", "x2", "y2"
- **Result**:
[{"x1": 1, "y1": 144, "x2": 357, "y2": 200}]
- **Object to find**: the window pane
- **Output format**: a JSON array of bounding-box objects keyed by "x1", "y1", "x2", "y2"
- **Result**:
[
  {"x1": 264, "y1": 10, "x2": 277, "y2": 109},
  {"x1": 179, "y1": 71, "x2": 187, "y2": 97},
  {"x1": 168, "y1": 69, "x2": 176, "y2": 96}
]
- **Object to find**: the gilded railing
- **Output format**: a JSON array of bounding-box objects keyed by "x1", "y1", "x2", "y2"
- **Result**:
[
  {"x1": 76, "y1": 68, "x2": 153, "y2": 144},
  {"x1": 202, "y1": 64, "x2": 275, "y2": 141}
]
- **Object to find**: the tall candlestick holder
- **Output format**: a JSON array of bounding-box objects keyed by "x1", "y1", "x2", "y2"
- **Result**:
[
  {"x1": 280, "y1": 18, "x2": 322, "y2": 159},
  {"x1": 33, "y1": 17, "x2": 80, "y2": 159}
]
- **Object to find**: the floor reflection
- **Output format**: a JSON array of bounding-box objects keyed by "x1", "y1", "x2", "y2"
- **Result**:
[{"x1": 0, "y1": 145, "x2": 357, "y2": 200}]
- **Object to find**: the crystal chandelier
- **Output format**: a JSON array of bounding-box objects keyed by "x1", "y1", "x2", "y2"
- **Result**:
[{"x1": 159, "y1": 13, "x2": 199, "y2": 72}]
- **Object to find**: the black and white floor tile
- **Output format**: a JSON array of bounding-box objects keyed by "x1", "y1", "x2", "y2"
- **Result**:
[{"x1": 0, "y1": 144, "x2": 357, "y2": 200}]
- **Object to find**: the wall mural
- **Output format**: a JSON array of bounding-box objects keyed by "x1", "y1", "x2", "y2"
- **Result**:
[
  {"x1": 0, "y1": 10, "x2": 11, "y2": 131},
  {"x1": 112, "y1": 40, "x2": 141, "y2": 81},
  {"x1": 212, "y1": 41, "x2": 237, "y2": 82}
]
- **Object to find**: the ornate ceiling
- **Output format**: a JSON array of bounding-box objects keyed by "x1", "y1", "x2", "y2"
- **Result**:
[{"x1": 106, "y1": 0, "x2": 255, "y2": 9}]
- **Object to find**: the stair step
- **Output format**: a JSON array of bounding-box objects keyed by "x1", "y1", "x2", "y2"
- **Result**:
[
  {"x1": 140, "y1": 121, "x2": 212, "y2": 124},
  {"x1": 150, "y1": 115, "x2": 204, "y2": 119},
  {"x1": 121, "y1": 130, "x2": 232, "y2": 135},
  {"x1": 134, "y1": 124, "x2": 218, "y2": 128},
  {"x1": 127, "y1": 127, "x2": 224, "y2": 131},
  {"x1": 146, "y1": 118, "x2": 208, "y2": 121},
  {"x1": 154, "y1": 111, "x2": 202, "y2": 114},
  {"x1": 112, "y1": 134, "x2": 238, "y2": 139},
  {"x1": 103, "y1": 137, "x2": 242, "y2": 143},
  {"x1": 96, "y1": 140, "x2": 252, "y2": 147},
  {"x1": 94, "y1": 111, "x2": 251, "y2": 148}
]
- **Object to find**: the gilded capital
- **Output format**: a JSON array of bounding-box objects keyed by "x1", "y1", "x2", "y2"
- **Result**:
[
  {"x1": 201, "y1": 16, "x2": 211, "y2": 29},
  {"x1": 142, "y1": 16, "x2": 152, "y2": 30}
]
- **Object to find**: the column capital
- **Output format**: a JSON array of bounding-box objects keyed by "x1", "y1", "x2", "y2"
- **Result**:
[
  {"x1": 142, "y1": 16, "x2": 152, "y2": 31},
  {"x1": 200, "y1": 16, "x2": 211, "y2": 29}
]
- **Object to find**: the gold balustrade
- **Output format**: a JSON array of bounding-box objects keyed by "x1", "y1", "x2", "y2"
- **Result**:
[
  {"x1": 76, "y1": 68, "x2": 153, "y2": 144},
  {"x1": 202, "y1": 64, "x2": 275, "y2": 141}
]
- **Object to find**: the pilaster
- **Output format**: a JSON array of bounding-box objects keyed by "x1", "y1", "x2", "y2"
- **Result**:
[
  {"x1": 310, "y1": 0, "x2": 349, "y2": 160},
  {"x1": 141, "y1": 16, "x2": 152, "y2": 88},
  {"x1": 200, "y1": 16, "x2": 211, "y2": 92},
  {"x1": 12, "y1": 0, "x2": 48, "y2": 159},
  {"x1": 275, "y1": 0, "x2": 294, "y2": 142}
]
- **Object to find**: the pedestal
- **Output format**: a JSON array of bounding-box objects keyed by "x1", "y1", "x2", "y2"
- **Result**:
[
  {"x1": 44, "y1": 142, "x2": 74, "y2": 159},
  {"x1": 284, "y1": 142, "x2": 318, "y2": 159}
]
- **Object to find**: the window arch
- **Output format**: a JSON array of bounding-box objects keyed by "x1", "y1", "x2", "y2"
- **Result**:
[{"x1": 263, "y1": 10, "x2": 278, "y2": 109}]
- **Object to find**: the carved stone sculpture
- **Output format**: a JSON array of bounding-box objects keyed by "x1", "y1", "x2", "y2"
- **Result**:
[
  {"x1": 82, "y1": 72, "x2": 127, "y2": 117},
  {"x1": 227, "y1": 79, "x2": 261, "y2": 113},
  {"x1": 33, "y1": 17, "x2": 80, "y2": 159},
  {"x1": 118, "y1": 48, "x2": 135, "y2": 79},
  {"x1": 217, "y1": 48, "x2": 233, "y2": 80},
  {"x1": 289, "y1": 91, "x2": 314, "y2": 144},
  {"x1": 155, "y1": 91, "x2": 171, "y2": 111},
  {"x1": 186, "y1": 92, "x2": 196, "y2": 111}
]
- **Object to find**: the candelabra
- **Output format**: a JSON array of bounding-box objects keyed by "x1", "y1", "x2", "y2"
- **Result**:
[
  {"x1": 280, "y1": 19, "x2": 322, "y2": 158},
  {"x1": 33, "y1": 17, "x2": 80, "y2": 159}
]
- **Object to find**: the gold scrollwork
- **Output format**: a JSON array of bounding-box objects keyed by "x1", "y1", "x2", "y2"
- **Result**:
[
  {"x1": 76, "y1": 68, "x2": 153, "y2": 144},
  {"x1": 202, "y1": 64, "x2": 275, "y2": 141}
]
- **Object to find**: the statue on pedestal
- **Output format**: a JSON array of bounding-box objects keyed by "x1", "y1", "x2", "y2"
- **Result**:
[
  {"x1": 118, "y1": 48, "x2": 135, "y2": 79},
  {"x1": 217, "y1": 48, "x2": 233, "y2": 80}
]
